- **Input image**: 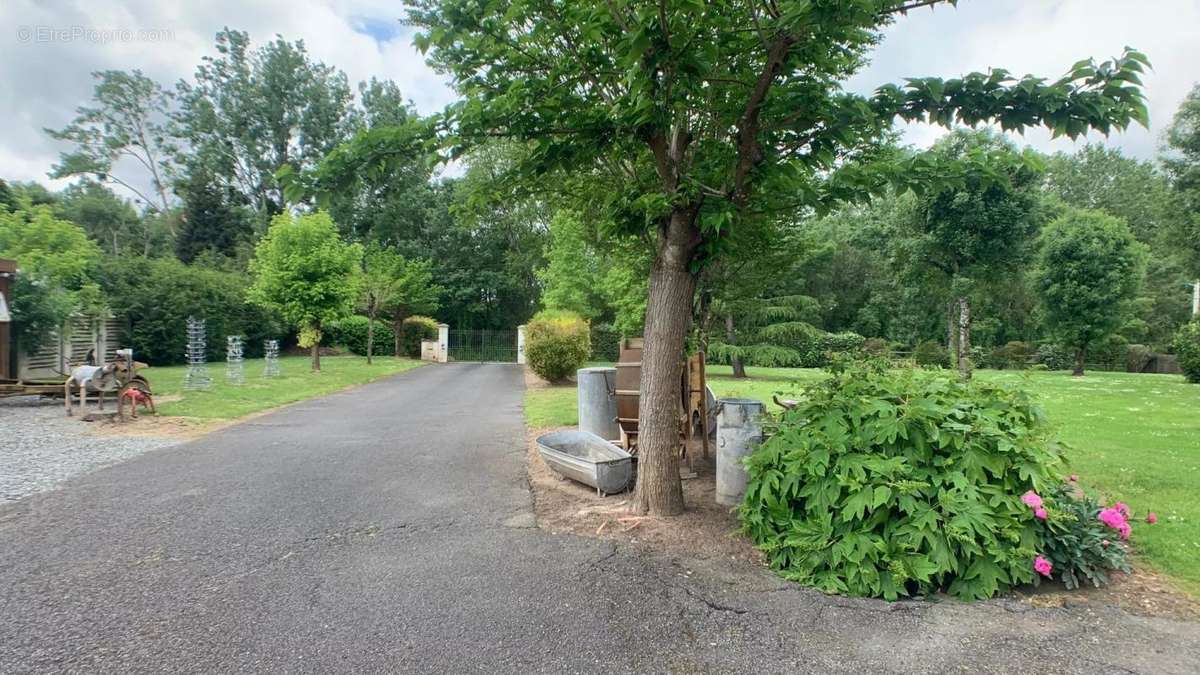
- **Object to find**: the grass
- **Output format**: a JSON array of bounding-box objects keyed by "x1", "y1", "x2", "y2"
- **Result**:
[
  {"x1": 143, "y1": 355, "x2": 425, "y2": 419},
  {"x1": 524, "y1": 365, "x2": 1200, "y2": 595}
]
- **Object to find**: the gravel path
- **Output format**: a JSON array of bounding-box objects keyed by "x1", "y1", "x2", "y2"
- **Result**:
[{"x1": 0, "y1": 396, "x2": 180, "y2": 502}]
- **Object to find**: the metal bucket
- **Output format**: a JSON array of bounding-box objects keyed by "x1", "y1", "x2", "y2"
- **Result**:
[
  {"x1": 715, "y1": 398, "x2": 766, "y2": 506},
  {"x1": 577, "y1": 367, "x2": 618, "y2": 441}
]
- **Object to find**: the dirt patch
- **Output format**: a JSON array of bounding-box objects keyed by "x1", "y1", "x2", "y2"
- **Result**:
[
  {"x1": 1015, "y1": 568, "x2": 1200, "y2": 621},
  {"x1": 526, "y1": 426, "x2": 764, "y2": 566},
  {"x1": 87, "y1": 414, "x2": 226, "y2": 441}
]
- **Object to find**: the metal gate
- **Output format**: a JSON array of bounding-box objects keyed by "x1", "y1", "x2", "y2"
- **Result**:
[{"x1": 447, "y1": 329, "x2": 518, "y2": 362}]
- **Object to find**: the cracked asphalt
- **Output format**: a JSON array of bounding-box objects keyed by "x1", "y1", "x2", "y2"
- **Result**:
[{"x1": 1, "y1": 363, "x2": 1197, "y2": 673}]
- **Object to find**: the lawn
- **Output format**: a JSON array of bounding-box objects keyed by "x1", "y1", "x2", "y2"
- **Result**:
[
  {"x1": 143, "y1": 355, "x2": 425, "y2": 419},
  {"x1": 524, "y1": 365, "x2": 1200, "y2": 595}
]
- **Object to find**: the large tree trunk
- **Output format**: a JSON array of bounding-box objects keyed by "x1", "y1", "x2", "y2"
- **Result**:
[
  {"x1": 725, "y1": 314, "x2": 746, "y2": 379},
  {"x1": 632, "y1": 213, "x2": 699, "y2": 517},
  {"x1": 957, "y1": 296, "x2": 972, "y2": 380},
  {"x1": 1073, "y1": 347, "x2": 1086, "y2": 376},
  {"x1": 366, "y1": 312, "x2": 375, "y2": 365}
]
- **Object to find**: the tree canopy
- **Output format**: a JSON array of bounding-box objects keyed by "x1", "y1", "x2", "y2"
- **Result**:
[
  {"x1": 1035, "y1": 209, "x2": 1145, "y2": 375},
  {"x1": 248, "y1": 211, "x2": 363, "y2": 370}
]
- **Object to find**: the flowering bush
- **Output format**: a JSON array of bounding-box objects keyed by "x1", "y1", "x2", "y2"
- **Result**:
[
  {"x1": 1027, "y1": 482, "x2": 1132, "y2": 590},
  {"x1": 740, "y1": 360, "x2": 1064, "y2": 600}
]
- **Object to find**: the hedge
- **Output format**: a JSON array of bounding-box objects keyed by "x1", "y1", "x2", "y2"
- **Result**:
[
  {"x1": 324, "y1": 316, "x2": 395, "y2": 356},
  {"x1": 399, "y1": 316, "x2": 439, "y2": 358},
  {"x1": 97, "y1": 256, "x2": 283, "y2": 365}
]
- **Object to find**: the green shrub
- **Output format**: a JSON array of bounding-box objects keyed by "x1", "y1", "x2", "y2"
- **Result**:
[
  {"x1": 1032, "y1": 482, "x2": 1131, "y2": 590},
  {"x1": 526, "y1": 310, "x2": 591, "y2": 382},
  {"x1": 97, "y1": 256, "x2": 283, "y2": 365},
  {"x1": 911, "y1": 339, "x2": 949, "y2": 367},
  {"x1": 590, "y1": 323, "x2": 621, "y2": 362},
  {"x1": 399, "y1": 315, "x2": 439, "y2": 358},
  {"x1": 793, "y1": 330, "x2": 865, "y2": 368},
  {"x1": 1173, "y1": 320, "x2": 1200, "y2": 383},
  {"x1": 324, "y1": 316, "x2": 395, "y2": 356},
  {"x1": 1087, "y1": 334, "x2": 1129, "y2": 372},
  {"x1": 863, "y1": 337, "x2": 890, "y2": 357},
  {"x1": 1035, "y1": 343, "x2": 1073, "y2": 371},
  {"x1": 740, "y1": 360, "x2": 1064, "y2": 600},
  {"x1": 1124, "y1": 344, "x2": 1153, "y2": 373},
  {"x1": 988, "y1": 341, "x2": 1035, "y2": 370}
]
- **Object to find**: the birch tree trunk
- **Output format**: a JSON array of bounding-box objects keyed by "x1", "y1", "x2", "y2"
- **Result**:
[{"x1": 957, "y1": 296, "x2": 972, "y2": 380}]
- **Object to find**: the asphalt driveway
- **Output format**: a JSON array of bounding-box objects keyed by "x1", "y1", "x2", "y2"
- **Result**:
[{"x1": 1, "y1": 363, "x2": 1197, "y2": 673}]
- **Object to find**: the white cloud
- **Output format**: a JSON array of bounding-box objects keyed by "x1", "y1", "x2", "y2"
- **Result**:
[{"x1": 0, "y1": 0, "x2": 1195, "y2": 203}]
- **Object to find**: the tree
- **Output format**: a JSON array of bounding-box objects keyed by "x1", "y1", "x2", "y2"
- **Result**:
[
  {"x1": 176, "y1": 30, "x2": 359, "y2": 229},
  {"x1": 407, "y1": 0, "x2": 1149, "y2": 515},
  {"x1": 538, "y1": 210, "x2": 604, "y2": 320},
  {"x1": 46, "y1": 70, "x2": 177, "y2": 218},
  {"x1": 55, "y1": 180, "x2": 142, "y2": 257},
  {"x1": 0, "y1": 205, "x2": 104, "y2": 353},
  {"x1": 176, "y1": 169, "x2": 250, "y2": 264},
  {"x1": 383, "y1": 258, "x2": 441, "y2": 357},
  {"x1": 248, "y1": 211, "x2": 362, "y2": 371},
  {"x1": 1163, "y1": 84, "x2": 1200, "y2": 312},
  {"x1": 908, "y1": 130, "x2": 1043, "y2": 378},
  {"x1": 1045, "y1": 144, "x2": 1189, "y2": 347},
  {"x1": 1034, "y1": 209, "x2": 1145, "y2": 376},
  {"x1": 359, "y1": 246, "x2": 440, "y2": 364}
]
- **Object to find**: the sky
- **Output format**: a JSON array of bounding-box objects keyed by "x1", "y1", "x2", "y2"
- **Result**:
[{"x1": 1, "y1": 0, "x2": 1197, "y2": 205}]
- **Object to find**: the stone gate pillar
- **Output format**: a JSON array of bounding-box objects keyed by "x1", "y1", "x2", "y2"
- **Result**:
[
  {"x1": 517, "y1": 325, "x2": 527, "y2": 365},
  {"x1": 437, "y1": 323, "x2": 449, "y2": 363}
]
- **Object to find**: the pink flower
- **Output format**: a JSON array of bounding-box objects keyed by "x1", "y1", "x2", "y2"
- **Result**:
[
  {"x1": 1034, "y1": 555, "x2": 1053, "y2": 578},
  {"x1": 1114, "y1": 502, "x2": 1131, "y2": 517},
  {"x1": 1034, "y1": 507, "x2": 1048, "y2": 520},
  {"x1": 1118, "y1": 522, "x2": 1132, "y2": 540},
  {"x1": 1102, "y1": 539, "x2": 1110, "y2": 547},
  {"x1": 1146, "y1": 512, "x2": 1157, "y2": 524},
  {"x1": 1098, "y1": 507, "x2": 1127, "y2": 530},
  {"x1": 1021, "y1": 491, "x2": 1043, "y2": 509},
  {"x1": 1068, "y1": 474, "x2": 1078, "y2": 482}
]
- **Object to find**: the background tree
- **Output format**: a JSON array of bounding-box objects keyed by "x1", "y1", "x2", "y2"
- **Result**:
[
  {"x1": 906, "y1": 130, "x2": 1042, "y2": 378},
  {"x1": 248, "y1": 211, "x2": 362, "y2": 371},
  {"x1": 176, "y1": 30, "x2": 359, "y2": 230},
  {"x1": 538, "y1": 210, "x2": 604, "y2": 320},
  {"x1": 176, "y1": 168, "x2": 251, "y2": 264},
  {"x1": 352, "y1": 246, "x2": 410, "y2": 362},
  {"x1": 46, "y1": 70, "x2": 178, "y2": 219},
  {"x1": 1163, "y1": 83, "x2": 1200, "y2": 310},
  {"x1": 409, "y1": 0, "x2": 1149, "y2": 515},
  {"x1": 1034, "y1": 209, "x2": 1145, "y2": 375},
  {"x1": 382, "y1": 258, "x2": 441, "y2": 357},
  {"x1": 1045, "y1": 145, "x2": 1189, "y2": 346},
  {"x1": 55, "y1": 180, "x2": 143, "y2": 257}
]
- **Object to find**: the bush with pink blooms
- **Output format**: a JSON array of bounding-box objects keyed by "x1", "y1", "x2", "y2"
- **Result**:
[{"x1": 1029, "y1": 481, "x2": 1132, "y2": 589}]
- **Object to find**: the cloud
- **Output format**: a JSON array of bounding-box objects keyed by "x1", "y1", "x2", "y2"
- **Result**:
[{"x1": 0, "y1": 0, "x2": 1194, "y2": 204}]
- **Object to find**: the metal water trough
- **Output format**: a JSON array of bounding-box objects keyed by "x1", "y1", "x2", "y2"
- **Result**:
[{"x1": 536, "y1": 430, "x2": 633, "y2": 496}]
